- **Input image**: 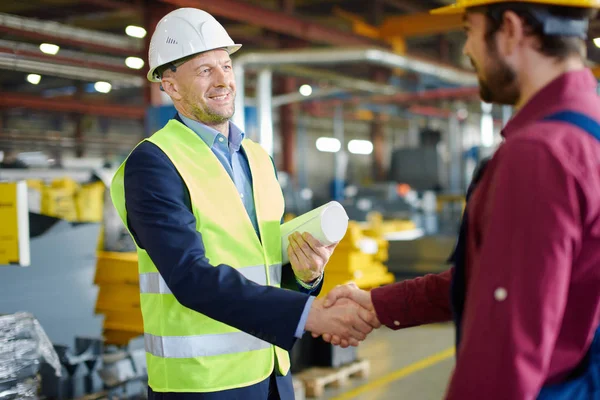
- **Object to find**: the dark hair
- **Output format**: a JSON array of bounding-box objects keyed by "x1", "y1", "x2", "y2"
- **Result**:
[{"x1": 480, "y1": 3, "x2": 597, "y2": 60}]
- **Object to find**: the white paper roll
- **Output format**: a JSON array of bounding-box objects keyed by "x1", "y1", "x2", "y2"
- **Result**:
[{"x1": 281, "y1": 201, "x2": 349, "y2": 264}]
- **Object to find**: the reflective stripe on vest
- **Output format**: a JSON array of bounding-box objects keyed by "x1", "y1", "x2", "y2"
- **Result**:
[
  {"x1": 144, "y1": 331, "x2": 271, "y2": 359},
  {"x1": 139, "y1": 264, "x2": 283, "y2": 294}
]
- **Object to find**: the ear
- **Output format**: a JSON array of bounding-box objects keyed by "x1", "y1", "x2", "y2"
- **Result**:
[
  {"x1": 499, "y1": 10, "x2": 526, "y2": 55},
  {"x1": 161, "y1": 76, "x2": 182, "y2": 101}
]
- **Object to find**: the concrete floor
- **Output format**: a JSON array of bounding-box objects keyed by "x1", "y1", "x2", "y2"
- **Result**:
[{"x1": 323, "y1": 323, "x2": 456, "y2": 400}]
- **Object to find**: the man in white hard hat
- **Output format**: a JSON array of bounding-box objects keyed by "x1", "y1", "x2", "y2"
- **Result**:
[{"x1": 110, "y1": 7, "x2": 380, "y2": 400}]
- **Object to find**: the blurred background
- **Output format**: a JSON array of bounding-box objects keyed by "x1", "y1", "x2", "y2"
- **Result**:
[{"x1": 1, "y1": 0, "x2": 598, "y2": 399}]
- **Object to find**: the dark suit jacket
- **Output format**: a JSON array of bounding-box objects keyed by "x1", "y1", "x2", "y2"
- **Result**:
[{"x1": 123, "y1": 118, "x2": 322, "y2": 399}]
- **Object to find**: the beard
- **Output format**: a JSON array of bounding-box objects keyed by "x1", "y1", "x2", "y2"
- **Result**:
[
  {"x1": 190, "y1": 96, "x2": 235, "y2": 126},
  {"x1": 472, "y1": 49, "x2": 519, "y2": 106}
]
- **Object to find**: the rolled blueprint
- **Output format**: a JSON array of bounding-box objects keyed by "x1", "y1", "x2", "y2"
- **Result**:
[{"x1": 281, "y1": 201, "x2": 349, "y2": 264}]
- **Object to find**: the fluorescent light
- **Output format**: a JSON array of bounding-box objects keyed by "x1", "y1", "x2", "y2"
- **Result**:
[
  {"x1": 348, "y1": 139, "x2": 373, "y2": 155},
  {"x1": 299, "y1": 84, "x2": 312, "y2": 97},
  {"x1": 39, "y1": 43, "x2": 59, "y2": 55},
  {"x1": 594, "y1": 37, "x2": 600, "y2": 48},
  {"x1": 316, "y1": 137, "x2": 341, "y2": 153},
  {"x1": 26, "y1": 74, "x2": 41, "y2": 85},
  {"x1": 94, "y1": 81, "x2": 112, "y2": 93},
  {"x1": 126, "y1": 25, "x2": 147, "y2": 38},
  {"x1": 125, "y1": 56, "x2": 145, "y2": 69}
]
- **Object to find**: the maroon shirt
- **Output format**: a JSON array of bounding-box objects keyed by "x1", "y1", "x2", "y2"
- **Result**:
[{"x1": 372, "y1": 69, "x2": 600, "y2": 399}]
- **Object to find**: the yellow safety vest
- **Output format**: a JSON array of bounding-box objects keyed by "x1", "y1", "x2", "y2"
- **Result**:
[{"x1": 110, "y1": 119, "x2": 290, "y2": 393}]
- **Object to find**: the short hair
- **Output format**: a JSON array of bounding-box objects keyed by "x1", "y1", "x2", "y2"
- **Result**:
[
  {"x1": 155, "y1": 53, "x2": 199, "y2": 80},
  {"x1": 478, "y1": 3, "x2": 597, "y2": 60}
]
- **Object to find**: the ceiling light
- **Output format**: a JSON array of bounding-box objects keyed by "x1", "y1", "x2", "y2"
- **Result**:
[
  {"x1": 26, "y1": 74, "x2": 41, "y2": 85},
  {"x1": 594, "y1": 38, "x2": 600, "y2": 48},
  {"x1": 39, "y1": 43, "x2": 59, "y2": 55},
  {"x1": 94, "y1": 81, "x2": 112, "y2": 93},
  {"x1": 126, "y1": 25, "x2": 147, "y2": 38},
  {"x1": 316, "y1": 137, "x2": 341, "y2": 153},
  {"x1": 299, "y1": 84, "x2": 312, "y2": 97},
  {"x1": 125, "y1": 56, "x2": 145, "y2": 69},
  {"x1": 348, "y1": 139, "x2": 373, "y2": 155}
]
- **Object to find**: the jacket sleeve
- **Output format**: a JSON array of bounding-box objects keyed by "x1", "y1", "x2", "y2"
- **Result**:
[
  {"x1": 124, "y1": 141, "x2": 310, "y2": 351},
  {"x1": 370, "y1": 268, "x2": 453, "y2": 329}
]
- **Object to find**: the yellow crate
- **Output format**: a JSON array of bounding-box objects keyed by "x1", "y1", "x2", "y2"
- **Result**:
[
  {"x1": 94, "y1": 251, "x2": 138, "y2": 285},
  {"x1": 319, "y1": 267, "x2": 395, "y2": 297},
  {"x1": 76, "y1": 181, "x2": 105, "y2": 223},
  {"x1": 101, "y1": 309, "x2": 144, "y2": 333},
  {"x1": 96, "y1": 284, "x2": 140, "y2": 313},
  {"x1": 41, "y1": 186, "x2": 78, "y2": 221},
  {"x1": 325, "y1": 251, "x2": 373, "y2": 274},
  {"x1": 103, "y1": 329, "x2": 143, "y2": 346}
]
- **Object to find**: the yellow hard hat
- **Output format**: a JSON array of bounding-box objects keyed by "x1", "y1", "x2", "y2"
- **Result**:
[{"x1": 431, "y1": 0, "x2": 600, "y2": 15}]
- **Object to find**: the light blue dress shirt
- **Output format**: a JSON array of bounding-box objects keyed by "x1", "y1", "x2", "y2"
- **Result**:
[{"x1": 178, "y1": 113, "x2": 315, "y2": 339}]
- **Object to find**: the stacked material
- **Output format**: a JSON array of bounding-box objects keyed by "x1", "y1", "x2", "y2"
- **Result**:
[
  {"x1": 0, "y1": 312, "x2": 61, "y2": 400},
  {"x1": 319, "y1": 218, "x2": 395, "y2": 297},
  {"x1": 94, "y1": 252, "x2": 143, "y2": 346}
]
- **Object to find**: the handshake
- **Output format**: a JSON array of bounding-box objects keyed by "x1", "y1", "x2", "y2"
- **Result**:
[{"x1": 305, "y1": 283, "x2": 381, "y2": 348}]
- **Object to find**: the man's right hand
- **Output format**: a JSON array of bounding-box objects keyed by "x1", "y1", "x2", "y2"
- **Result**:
[
  {"x1": 305, "y1": 296, "x2": 379, "y2": 348},
  {"x1": 318, "y1": 283, "x2": 382, "y2": 346}
]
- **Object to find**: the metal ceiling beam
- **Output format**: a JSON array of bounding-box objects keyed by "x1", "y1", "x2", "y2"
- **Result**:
[
  {"x1": 369, "y1": 86, "x2": 480, "y2": 104},
  {"x1": 0, "y1": 53, "x2": 144, "y2": 87},
  {"x1": 158, "y1": 0, "x2": 386, "y2": 47},
  {"x1": 304, "y1": 86, "x2": 480, "y2": 109},
  {"x1": 0, "y1": 93, "x2": 145, "y2": 119},
  {"x1": 275, "y1": 65, "x2": 399, "y2": 94},
  {"x1": 0, "y1": 12, "x2": 142, "y2": 56},
  {"x1": 0, "y1": 39, "x2": 138, "y2": 75}
]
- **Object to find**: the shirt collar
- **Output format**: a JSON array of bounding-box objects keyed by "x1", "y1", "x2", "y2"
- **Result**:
[
  {"x1": 502, "y1": 68, "x2": 597, "y2": 139},
  {"x1": 177, "y1": 112, "x2": 245, "y2": 151}
]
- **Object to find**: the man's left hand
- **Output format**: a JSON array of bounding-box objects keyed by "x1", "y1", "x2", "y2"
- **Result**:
[{"x1": 287, "y1": 232, "x2": 337, "y2": 283}]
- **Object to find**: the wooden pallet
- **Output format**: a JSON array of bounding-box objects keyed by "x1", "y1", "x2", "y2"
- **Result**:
[{"x1": 294, "y1": 359, "x2": 370, "y2": 398}]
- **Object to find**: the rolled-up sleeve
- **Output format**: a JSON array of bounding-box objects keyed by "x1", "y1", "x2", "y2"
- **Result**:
[
  {"x1": 371, "y1": 269, "x2": 453, "y2": 329},
  {"x1": 446, "y1": 140, "x2": 582, "y2": 399},
  {"x1": 124, "y1": 141, "x2": 310, "y2": 351}
]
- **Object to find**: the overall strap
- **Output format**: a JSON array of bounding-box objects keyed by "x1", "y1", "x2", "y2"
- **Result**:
[{"x1": 542, "y1": 110, "x2": 600, "y2": 142}]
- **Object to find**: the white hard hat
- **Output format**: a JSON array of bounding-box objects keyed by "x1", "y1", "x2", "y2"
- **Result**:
[{"x1": 147, "y1": 8, "x2": 242, "y2": 82}]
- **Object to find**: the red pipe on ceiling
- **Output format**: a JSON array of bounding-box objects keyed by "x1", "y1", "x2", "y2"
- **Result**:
[
  {"x1": 0, "y1": 93, "x2": 145, "y2": 119},
  {"x1": 157, "y1": 0, "x2": 386, "y2": 47}
]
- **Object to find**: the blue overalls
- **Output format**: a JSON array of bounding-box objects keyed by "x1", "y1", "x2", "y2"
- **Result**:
[{"x1": 449, "y1": 111, "x2": 600, "y2": 399}]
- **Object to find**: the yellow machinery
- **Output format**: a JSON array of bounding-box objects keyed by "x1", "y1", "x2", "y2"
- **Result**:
[{"x1": 318, "y1": 212, "x2": 399, "y2": 297}]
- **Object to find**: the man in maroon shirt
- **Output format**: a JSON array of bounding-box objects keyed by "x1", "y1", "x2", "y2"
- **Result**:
[{"x1": 321, "y1": 1, "x2": 600, "y2": 399}]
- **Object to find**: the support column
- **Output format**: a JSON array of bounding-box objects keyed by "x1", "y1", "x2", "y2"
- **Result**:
[
  {"x1": 257, "y1": 69, "x2": 274, "y2": 156},
  {"x1": 74, "y1": 82, "x2": 84, "y2": 158},
  {"x1": 448, "y1": 111, "x2": 462, "y2": 193},
  {"x1": 370, "y1": 68, "x2": 389, "y2": 181},
  {"x1": 279, "y1": 76, "x2": 296, "y2": 178},
  {"x1": 333, "y1": 104, "x2": 348, "y2": 201}
]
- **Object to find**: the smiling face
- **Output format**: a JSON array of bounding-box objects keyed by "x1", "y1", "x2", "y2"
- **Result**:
[
  {"x1": 462, "y1": 11, "x2": 520, "y2": 105},
  {"x1": 161, "y1": 49, "x2": 236, "y2": 127}
]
